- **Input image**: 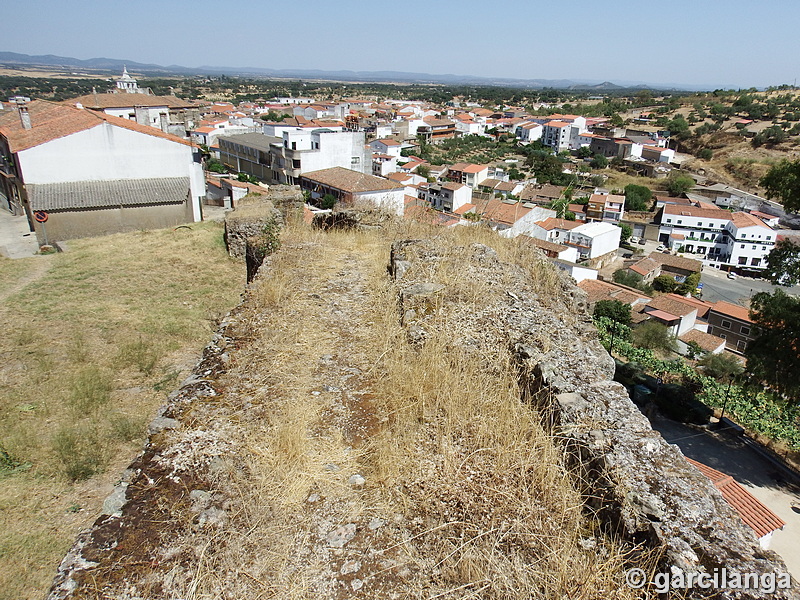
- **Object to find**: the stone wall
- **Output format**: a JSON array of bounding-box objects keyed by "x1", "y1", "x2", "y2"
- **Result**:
[{"x1": 390, "y1": 238, "x2": 797, "y2": 599}]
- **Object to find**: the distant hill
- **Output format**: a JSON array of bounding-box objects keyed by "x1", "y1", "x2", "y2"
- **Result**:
[{"x1": 0, "y1": 51, "x2": 708, "y2": 91}]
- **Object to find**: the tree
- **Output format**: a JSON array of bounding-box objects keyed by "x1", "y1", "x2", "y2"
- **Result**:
[
  {"x1": 666, "y1": 173, "x2": 695, "y2": 196},
  {"x1": 763, "y1": 238, "x2": 800, "y2": 285},
  {"x1": 590, "y1": 154, "x2": 609, "y2": 169},
  {"x1": 619, "y1": 223, "x2": 632, "y2": 245},
  {"x1": 698, "y1": 352, "x2": 744, "y2": 382},
  {"x1": 760, "y1": 159, "x2": 800, "y2": 213},
  {"x1": 676, "y1": 272, "x2": 701, "y2": 296},
  {"x1": 746, "y1": 289, "x2": 800, "y2": 402},
  {"x1": 696, "y1": 148, "x2": 713, "y2": 160},
  {"x1": 632, "y1": 321, "x2": 677, "y2": 353},
  {"x1": 320, "y1": 193, "x2": 337, "y2": 209},
  {"x1": 593, "y1": 300, "x2": 631, "y2": 325},
  {"x1": 612, "y1": 268, "x2": 643, "y2": 289},
  {"x1": 576, "y1": 146, "x2": 593, "y2": 159},
  {"x1": 653, "y1": 274, "x2": 678, "y2": 293},
  {"x1": 416, "y1": 164, "x2": 430, "y2": 178},
  {"x1": 624, "y1": 184, "x2": 652, "y2": 212}
]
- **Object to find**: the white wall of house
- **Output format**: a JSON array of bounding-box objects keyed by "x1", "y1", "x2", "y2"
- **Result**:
[
  {"x1": 567, "y1": 221, "x2": 621, "y2": 259},
  {"x1": 726, "y1": 223, "x2": 775, "y2": 269},
  {"x1": 102, "y1": 106, "x2": 170, "y2": 128},
  {"x1": 552, "y1": 259, "x2": 597, "y2": 282},
  {"x1": 354, "y1": 188, "x2": 405, "y2": 216},
  {"x1": 501, "y1": 206, "x2": 558, "y2": 238},
  {"x1": 369, "y1": 140, "x2": 402, "y2": 157}
]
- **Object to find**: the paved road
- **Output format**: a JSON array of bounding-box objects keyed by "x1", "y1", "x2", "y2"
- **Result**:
[
  {"x1": 698, "y1": 265, "x2": 800, "y2": 305},
  {"x1": 0, "y1": 209, "x2": 38, "y2": 259},
  {"x1": 651, "y1": 415, "x2": 800, "y2": 579}
]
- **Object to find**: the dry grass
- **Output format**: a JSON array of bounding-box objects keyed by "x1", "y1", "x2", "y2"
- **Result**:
[
  {"x1": 0, "y1": 221, "x2": 243, "y2": 600},
  {"x1": 161, "y1": 220, "x2": 639, "y2": 599}
]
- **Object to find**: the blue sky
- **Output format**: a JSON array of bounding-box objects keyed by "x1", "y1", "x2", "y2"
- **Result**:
[{"x1": 5, "y1": 0, "x2": 800, "y2": 89}]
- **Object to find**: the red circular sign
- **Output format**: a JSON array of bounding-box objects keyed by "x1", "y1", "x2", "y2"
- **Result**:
[{"x1": 33, "y1": 210, "x2": 48, "y2": 223}]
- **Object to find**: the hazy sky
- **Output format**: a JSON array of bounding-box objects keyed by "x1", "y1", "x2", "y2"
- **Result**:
[{"x1": 5, "y1": 0, "x2": 800, "y2": 89}]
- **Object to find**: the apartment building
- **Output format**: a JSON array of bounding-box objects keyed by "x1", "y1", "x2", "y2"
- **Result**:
[
  {"x1": 269, "y1": 129, "x2": 370, "y2": 185},
  {"x1": 586, "y1": 193, "x2": 625, "y2": 223}
]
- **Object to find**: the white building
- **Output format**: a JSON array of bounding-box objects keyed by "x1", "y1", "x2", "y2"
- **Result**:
[
  {"x1": 541, "y1": 116, "x2": 587, "y2": 152},
  {"x1": 269, "y1": 129, "x2": 370, "y2": 185},
  {"x1": 567, "y1": 221, "x2": 621, "y2": 259},
  {"x1": 417, "y1": 182, "x2": 472, "y2": 213},
  {"x1": 368, "y1": 138, "x2": 402, "y2": 157},
  {"x1": 658, "y1": 205, "x2": 776, "y2": 270},
  {"x1": 0, "y1": 99, "x2": 203, "y2": 240},
  {"x1": 299, "y1": 167, "x2": 405, "y2": 215},
  {"x1": 516, "y1": 121, "x2": 543, "y2": 143}
]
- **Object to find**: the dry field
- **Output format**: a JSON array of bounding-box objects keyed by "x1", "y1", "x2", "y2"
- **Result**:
[{"x1": 0, "y1": 221, "x2": 243, "y2": 600}]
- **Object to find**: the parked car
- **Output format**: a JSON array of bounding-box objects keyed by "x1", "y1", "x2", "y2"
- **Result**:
[
  {"x1": 727, "y1": 271, "x2": 737, "y2": 280},
  {"x1": 629, "y1": 236, "x2": 639, "y2": 244},
  {"x1": 638, "y1": 238, "x2": 646, "y2": 245},
  {"x1": 656, "y1": 245, "x2": 667, "y2": 252}
]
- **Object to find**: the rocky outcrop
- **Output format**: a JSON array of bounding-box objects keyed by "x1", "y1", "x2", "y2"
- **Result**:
[{"x1": 390, "y1": 238, "x2": 796, "y2": 599}]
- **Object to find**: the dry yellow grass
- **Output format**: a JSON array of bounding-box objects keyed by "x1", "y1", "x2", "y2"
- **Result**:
[
  {"x1": 0, "y1": 221, "x2": 243, "y2": 600},
  {"x1": 153, "y1": 220, "x2": 640, "y2": 599}
]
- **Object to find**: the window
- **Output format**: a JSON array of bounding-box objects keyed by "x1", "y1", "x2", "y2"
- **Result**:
[
  {"x1": 721, "y1": 320, "x2": 732, "y2": 329},
  {"x1": 698, "y1": 222, "x2": 703, "y2": 227},
  {"x1": 351, "y1": 157, "x2": 360, "y2": 165},
  {"x1": 740, "y1": 244, "x2": 745, "y2": 249},
  {"x1": 666, "y1": 219, "x2": 672, "y2": 223},
  {"x1": 738, "y1": 257, "x2": 747, "y2": 265},
  {"x1": 741, "y1": 326, "x2": 751, "y2": 335},
  {"x1": 677, "y1": 220, "x2": 683, "y2": 224},
  {"x1": 766, "y1": 235, "x2": 771, "y2": 240},
  {"x1": 737, "y1": 340, "x2": 747, "y2": 351},
  {"x1": 719, "y1": 333, "x2": 727, "y2": 340}
]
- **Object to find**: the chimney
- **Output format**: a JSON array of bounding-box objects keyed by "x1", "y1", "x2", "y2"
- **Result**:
[{"x1": 10, "y1": 96, "x2": 32, "y2": 130}]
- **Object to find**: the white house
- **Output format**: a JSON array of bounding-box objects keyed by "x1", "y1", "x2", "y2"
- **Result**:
[
  {"x1": 369, "y1": 138, "x2": 402, "y2": 157},
  {"x1": 516, "y1": 121, "x2": 543, "y2": 143},
  {"x1": 567, "y1": 221, "x2": 621, "y2": 259},
  {"x1": 269, "y1": 129, "x2": 370, "y2": 185},
  {"x1": 0, "y1": 99, "x2": 203, "y2": 241},
  {"x1": 417, "y1": 182, "x2": 472, "y2": 213},
  {"x1": 299, "y1": 167, "x2": 405, "y2": 215},
  {"x1": 541, "y1": 115, "x2": 587, "y2": 152}
]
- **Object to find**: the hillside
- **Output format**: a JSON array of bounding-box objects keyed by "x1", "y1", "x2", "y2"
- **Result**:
[{"x1": 46, "y1": 209, "x2": 797, "y2": 599}]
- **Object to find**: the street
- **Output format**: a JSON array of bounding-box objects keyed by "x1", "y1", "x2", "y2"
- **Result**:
[{"x1": 698, "y1": 264, "x2": 800, "y2": 305}]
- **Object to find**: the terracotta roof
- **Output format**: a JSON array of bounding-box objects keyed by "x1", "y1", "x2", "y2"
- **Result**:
[
  {"x1": 646, "y1": 295, "x2": 698, "y2": 318},
  {"x1": 577, "y1": 279, "x2": 650, "y2": 306},
  {"x1": 0, "y1": 100, "x2": 193, "y2": 153},
  {"x1": 686, "y1": 458, "x2": 785, "y2": 538},
  {"x1": 646, "y1": 308, "x2": 680, "y2": 322},
  {"x1": 468, "y1": 197, "x2": 532, "y2": 226},
  {"x1": 650, "y1": 252, "x2": 702, "y2": 273},
  {"x1": 387, "y1": 172, "x2": 413, "y2": 183},
  {"x1": 372, "y1": 138, "x2": 400, "y2": 146},
  {"x1": 65, "y1": 92, "x2": 195, "y2": 110},
  {"x1": 521, "y1": 236, "x2": 569, "y2": 254},
  {"x1": 534, "y1": 217, "x2": 581, "y2": 231},
  {"x1": 629, "y1": 257, "x2": 660, "y2": 276},
  {"x1": 0, "y1": 100, "x2": 101, "y2": 153},
  {"x1": 731, "y1": 212, "x2": 772, "y2": 229},
  {"x1": 710, "y1": 301, "x2": 752, "y2": 323},
  {"x1": 301, "y1": 167, "x2": 404, "y2": 193},
  {"x1": 679, "y1": 329, "x2": 726, "y2": 353},
  {"x1": 666, "y1": 293, "x2": 713, "y2": 318},
  {"x1": 450, "y1": 163, "x2": 487, "y2": 174},
  {"x1": 544, "y1": 120, "x2": 570, "y2": 128},
  {"x1": 664, "y1": 205, "x2": 731, "y2": 220},
  {"x1": 454, "y1": 203, "x2": 476, "y2": 215}
]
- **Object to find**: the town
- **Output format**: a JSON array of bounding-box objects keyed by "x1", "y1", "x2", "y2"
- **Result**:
[{"x1": 2, "y1": 63, "x2": 800, "y2": 599}]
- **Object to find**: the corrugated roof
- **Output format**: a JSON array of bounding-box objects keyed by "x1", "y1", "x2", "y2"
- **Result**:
[
  {"x1": 686, "y1": 458, "x2": 785, "y2": 538},
  {"x1": 28, "y1": 177, "x2": 190, "y2": 211}
]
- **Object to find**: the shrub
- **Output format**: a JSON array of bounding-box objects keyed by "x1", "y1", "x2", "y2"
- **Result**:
[
  {"x1": 653, "y1": 274, "x2": 678, "y2": 293},
  {"x1": 52, "y1": 425, "x2": 106, "y2": 481},
  {"x1": 68, "y1": 367, "x2": 113, "y2": 413}
]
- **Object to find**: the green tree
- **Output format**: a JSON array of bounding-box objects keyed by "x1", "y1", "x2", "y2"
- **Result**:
[
  {"x1": 320, "y1": 193, "x2": 337, "y2": 209},
  {"x1": 653, "y1": 274, "x2": 678, "y2": 293},
  {"x1": 612, "y1": 268, "x2": 644, "y2": 289},
  {"x1": 590, "y1": 154, "x2": 609, "y2": 169},
  {"x1": 593, "y1": 300, "x2": 631, "y2": 325},
  {"x1": 632, "y1": 321, "x2": 677, "y2": 353},
  {"x1": 619, "y1": 223, "x2": 632, "y2": 244},
  {"x1": 416, "y1": 164, "x2": 430, "y2": 178},
  {"x1": 676, "y1": 272, "x2": 701, "y2": 296},
  {"x1": 697, "y1": 352, "x2": 744, "y2": 382},
  {"x1": 746, "y1": 289, "x2": 800, "y2": 402},
  {"x1": 763, "y1": 238, "x2": 800, "y2": 285},
  {"x1": 696, "y1": 148, "x2": 713, "y2": 160},
  {"x1": 577, "y1": 146, "x2": 593, "y2": 159},
  {"x1": 760, "y1": 159, "x2": 800, "y2": 213},
  {"x1": 624, "y1": 184, "x2": 652, "y2": 212},
  {"x1": 666, "y1": 173, "x2": 695, "y2": 196}
]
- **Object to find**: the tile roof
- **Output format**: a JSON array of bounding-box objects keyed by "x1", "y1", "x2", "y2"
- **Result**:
[
  {"x1": 521, "y1": 236, "x2": 569, "y2": 254},
  {"x1": 65, "y1": 92, "x2": 195, "y2": 110},
  {"x1": 731, "y1": 211, "x2": 772, "y2": 229},
  {"x1": 0, "y1": 100, "x2": 101, "y2": 153},
  {"x1": 27, "y1": 177, "x2": 190, "y2": 211},
  {"x1": 666, "y1": 293, "x2": 713, "y2": 318},
  {"x1": 534, "y1": 217, "x2": 581, "y2": 231},
  {"x1": 372, "y1": 138, "x2": 400, "y2": 146},
  {"x1": 0, "y1": 100, "x2": 193, "y2": 153},
  {"x1": 664, "y1": 204, "x2": 731, "y2": 220},
  {"x1": 679, "y1": 329, "x2": 726, "y2": 353},
  {"x1": 301, "y1": 167, "x2": 404, "y2": 193},
  {"x1": 629, "y1": 257, "x2": 660, "y2": 276},
  {"x1": 686, "y1": 458, "x2": 785, "y2": 538},
  {"x1": 646, "y1": 308, "x2": 680, "y2": 322},
  {"x1": 650, "y1": 252, "x2": 702, "y2": 273},
  {"x1": 710, "y1": 301, "x2": 752, "y2": 323},
  {"x1": 577, "y1": 279, "x2": 650, "y2": 306},
  {"x1": 646, "y1": 295, "x2": 698, "y2": 318}
]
